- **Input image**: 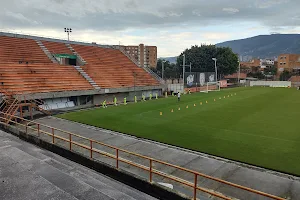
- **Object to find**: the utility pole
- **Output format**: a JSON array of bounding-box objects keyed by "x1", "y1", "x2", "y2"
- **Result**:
[
  {"x1": 212, "y1": 58, "x2": 218, "y2": 81},
  {"x1": 162, "y1": 60, "x2": 166, "y2": 80}
]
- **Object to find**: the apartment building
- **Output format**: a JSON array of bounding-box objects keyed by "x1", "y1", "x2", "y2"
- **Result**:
[
  {"x1": 122, "y1": 44, "x2": 157, "y2": 68},
  {"x1": 277, "y1": 54, "x2": 300, "y2": 73},
  {"x1": 240, "y1": 59, "x2": 261, "y2": 73}
]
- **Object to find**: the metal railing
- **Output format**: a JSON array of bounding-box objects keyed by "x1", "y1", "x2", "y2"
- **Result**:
[{"x1": 0, "y1": 111, "x2": 286, "y2": 200}]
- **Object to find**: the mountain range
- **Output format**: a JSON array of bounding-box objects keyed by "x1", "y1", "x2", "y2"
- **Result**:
[
  {"x1": 159, "y1": 56, "x2": 177, "y2": 64},
  {"x1": 162, "y1": 34, "x2": 300, "y2": 63},
  {"x1": 216, "y1": 34, "x2": 300, "y2": 59}
]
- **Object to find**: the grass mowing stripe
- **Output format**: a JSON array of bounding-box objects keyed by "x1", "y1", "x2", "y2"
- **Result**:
[{"x1": 58, "y1": 87, "x2": 300, "y2": 176}]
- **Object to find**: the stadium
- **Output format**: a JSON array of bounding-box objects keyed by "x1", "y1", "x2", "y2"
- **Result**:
[{"x1": 0, "y1": 31, "x2": 299, "y2": 200}]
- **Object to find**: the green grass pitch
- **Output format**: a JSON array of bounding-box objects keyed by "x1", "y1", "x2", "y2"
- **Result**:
[{"x1": 58, "y1": 87, "x2": 300, "y2": 176}]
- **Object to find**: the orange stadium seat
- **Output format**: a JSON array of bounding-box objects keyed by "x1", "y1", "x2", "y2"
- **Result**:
[
  {"x1": 71, "y1": 44, "x2": 159, "y2": 88},
  {"x1": 41, "y1": 40, "x2": 74, "y2": 55},
  {"x1": 0, "y1": 35, "x2": 159, "y2": 94},
  {"x1": 0, "y1": 63, "x2": 93, "y2": 94},
  {"x1": 0, "y1": 36, "x2": 52, "y2": 63}
]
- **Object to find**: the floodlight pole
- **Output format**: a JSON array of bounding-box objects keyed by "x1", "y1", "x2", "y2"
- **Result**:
[
  {"x1": 133, "y1": 72, "x2": 137, "y2": 96},
  {"x1": 64, "y1": 28, "x2": 72, "y2": 42},
  {"x1": 238, "y1": 61, "x2": 241, "y2": 85},
  {"x1": 183, "y1": 54, "x2": 186, "y2": 87}
]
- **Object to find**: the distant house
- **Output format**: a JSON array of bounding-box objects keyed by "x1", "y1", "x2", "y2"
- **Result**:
[
  {"x1": 277, "y1": 54, "x2": 300, "y2": 74},
  {"x1": 240, "y1": 59, "x2": 261, "y2": 73},
  {"x1": 224, "y1": 73, "x2": 247, "y2": 84}
]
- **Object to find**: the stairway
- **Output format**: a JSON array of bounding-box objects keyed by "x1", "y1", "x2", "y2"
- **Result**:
[
  {"x1": 0, "y1": 95, "x2": 20, "y2": 124},
  {"x1": 35, "y1": 40, "x2": 59, "y2": 64},
  {"x1": 116, "y1": 46, "x2": 165, "y2": 84},
  {"x1": 31, "y1": 99, "x2": 52, "y2": 115},
  {"x1": 73, "y1": 66, "x2": 101, "y2": 90},
  {"x1": 0, "y1": 91, "x2": 51, "y2": 124},
  {"x1": 0, "y1": 129, "x2": 158, "y2": 200},
  {"x1": 65, "y1": 43, "x2": 87, "y2": 65}
]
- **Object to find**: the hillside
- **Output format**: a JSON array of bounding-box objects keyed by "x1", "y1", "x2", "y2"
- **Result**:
[
  {"x1": 160, "y1": 56, "x2": 177, "y2": 64},
  {"x1": 216, "y1": 34, "x2": 300, "y2": 59}
]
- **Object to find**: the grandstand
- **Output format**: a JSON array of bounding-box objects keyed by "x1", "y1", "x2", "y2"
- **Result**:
[{"x1": 0, "y1": 32, "x2": 162, "y2": 120}]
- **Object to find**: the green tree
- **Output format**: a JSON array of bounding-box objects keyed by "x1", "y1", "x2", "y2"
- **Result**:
[
  {"x1": 247, "y1": 71, "x2": 265, "y2": 79},
  {"x1": 264, "y1": 66, "x2": 277, "y2": 75},
  {"x1": 153, "y1": 59, "x2": 180, "y2": 80},
  {"x1": 176, "y1": 45, "x2": 239, "y2": 78},
  {"x1": 280, "y1": 70, "x2": 292, "y2": 81}
]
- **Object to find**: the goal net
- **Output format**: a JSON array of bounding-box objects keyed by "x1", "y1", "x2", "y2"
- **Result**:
[{"x1": 200, "y1": 82, "x2": 220, "y2": 93}]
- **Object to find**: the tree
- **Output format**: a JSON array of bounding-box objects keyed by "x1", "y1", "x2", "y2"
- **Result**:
[
  {"x1": 176, "y1": 45, "x2": 239, "y2": 78},
  {"x1": 247, "y1": 71, "x2": 265, "y2": 79},
  {"x1": 264, "y1": 66, "x2": 277, "y2": 75},
  {"x1": 153, "y1": 59, "x2": 180, "y2": 80},
  {"x1": 280, "y1": 70, "x2": 292, "y2": 81}
]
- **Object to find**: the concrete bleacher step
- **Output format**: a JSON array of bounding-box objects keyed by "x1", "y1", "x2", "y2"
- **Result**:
[
  {"x1": 40, "y1": 153, "x2": 156, "y2": 200},
  {"x1": 35, "y1": 40, "x2": 59, "y2": 64},
  {"x1": 0, "y1": 130, "x2": 157, "y2": 200},
  {"x1": 72, "y1": 66, "x2": 100, "y2": 90},
  {"x1": 65, "y1": 44, "x2": 87, "y2": 65}
]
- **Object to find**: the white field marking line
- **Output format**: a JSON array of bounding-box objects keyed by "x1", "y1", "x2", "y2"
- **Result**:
[
  {"x1": 57, "y1": 104, "x2": 296, "y2": 145},
  {"x1": 179, "y1": 120, "x2": 299, "y2": 144},
  {"x1": 50, "y1": 116, "x2": 300, "y2": 181},
  {"x1": 135, "y1": 96, "x2": 230, "y2": 118}
]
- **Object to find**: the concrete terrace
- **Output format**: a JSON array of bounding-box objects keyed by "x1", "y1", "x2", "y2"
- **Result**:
[
  {"x1": 31, "y1": 116, "x2": 300, "y2": 200},
  {"x1": 0, "y1": 129, "x2": 158, "y2": 200}
]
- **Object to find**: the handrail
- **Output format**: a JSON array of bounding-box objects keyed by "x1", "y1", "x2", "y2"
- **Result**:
[
  {"x1": 4, "y1": 97, "x2": 18, "y2": 115},
  {"x1": 0, "y1": 111, "x2": 286, "y2": 200}
]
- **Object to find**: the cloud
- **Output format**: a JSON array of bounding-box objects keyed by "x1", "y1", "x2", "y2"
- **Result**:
[
  {"x1": 222, "y1": 8, "x2": 239, "y2": 14},
  {"x1": 5, "y1": 11, "x2": 39, "y2": 25},
  {"x1": 192, "y1": 10, "x2": 201, "y2": 17},
  {"x1": 0, "y1": 0, "x2": 299, "y2": 57},
  {"x1": 201, "y1": 32, "x2": 232, "y2": 41},
  {"x1": 255, "y1": 0, "x2": 290, "y2": 9}
]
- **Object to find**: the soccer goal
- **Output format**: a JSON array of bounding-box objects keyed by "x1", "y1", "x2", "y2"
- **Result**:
[{"x1": 200, "y1": 82, "x2": 221, "y2": 93}]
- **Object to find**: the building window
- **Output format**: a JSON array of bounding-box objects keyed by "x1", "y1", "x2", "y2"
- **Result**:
[
  {"x1": 280, "y1": 62, "x2": 282, "y2": 65},
  {"x1": 284, "y1": 62, "x2": 286, "y2": 65}
]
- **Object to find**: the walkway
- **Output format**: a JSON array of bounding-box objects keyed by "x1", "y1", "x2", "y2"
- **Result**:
[
  {"x1": 0, "y1": 129, "x2": 158, "y2": 200},
  {"x1": 33, "y1": 116, "x2": 300, "y2": 200}
]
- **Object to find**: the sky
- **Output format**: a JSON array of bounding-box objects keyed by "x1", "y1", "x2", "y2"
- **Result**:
[{"x1": 1, "y1": 0, "x2": 300, "y2": 57}]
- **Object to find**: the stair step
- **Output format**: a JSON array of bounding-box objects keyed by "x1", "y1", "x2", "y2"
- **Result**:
[{"x1": 38, "y1": 151, "x2": 151, "y2": 200}]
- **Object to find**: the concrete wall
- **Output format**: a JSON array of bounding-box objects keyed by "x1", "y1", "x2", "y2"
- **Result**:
[
  {"x1": 250, "y1": 81, "x2": 291, "y2": 87},
  {"x1": 94, "y1": 93, "x2": 128, "y2": 105},
  {"x1": 15, "y1": 85, "x2": 163, "y2": 101},
  {"x1": 15, "y1": 89, "x2": 103, "y2": 101},
  {"x1": 167, "y1": 84, "x2": 184, "y2": 93},
  {"x1": 94, "y1": 89, "x2": 162, "y2": 104}
]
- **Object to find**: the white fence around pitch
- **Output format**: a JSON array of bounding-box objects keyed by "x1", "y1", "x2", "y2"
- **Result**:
[{"x1": 250, "y1": 81, "x2": 291, "y2": 88}]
